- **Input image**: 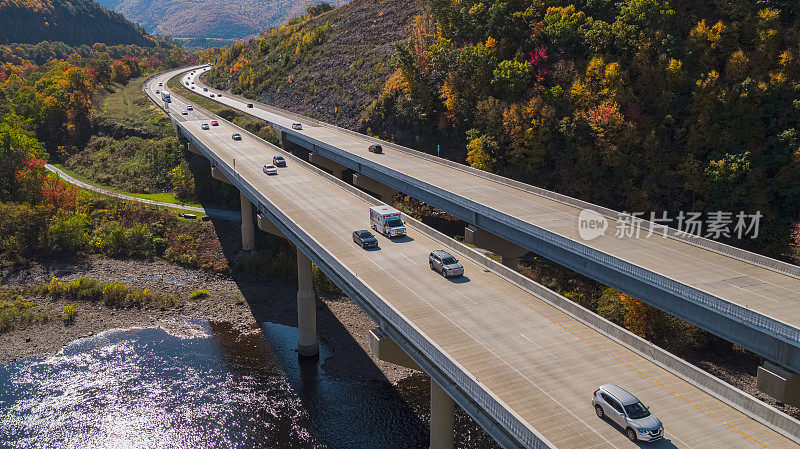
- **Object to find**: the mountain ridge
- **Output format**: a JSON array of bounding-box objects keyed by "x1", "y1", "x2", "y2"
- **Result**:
[
  {"x1": 96, "y1": 0, "x2": 348, "y2": 39},
  {"x1": 0, "y1": 0, "x2": 159, "y2": 46}
]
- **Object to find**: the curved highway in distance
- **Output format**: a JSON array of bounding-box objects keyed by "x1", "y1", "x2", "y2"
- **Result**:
[
  {"x1": 149, "y1": 67, "x2": 798, "y2": 448},
  {"x1": 184, "y1": 65, "x2": 800, "y2": 376}
]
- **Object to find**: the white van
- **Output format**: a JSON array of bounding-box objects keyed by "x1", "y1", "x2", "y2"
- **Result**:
[{"x1": 370, "y1": 205, "x2": 406, "y2": 238}]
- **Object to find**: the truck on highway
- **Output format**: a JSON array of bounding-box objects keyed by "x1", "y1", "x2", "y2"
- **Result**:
[
  {"x1": 161, "y1": 91, "x2": 171, "y2": 103},
  {"x1": 370, "y1": 205, "x2": 406, "y2": 238}
]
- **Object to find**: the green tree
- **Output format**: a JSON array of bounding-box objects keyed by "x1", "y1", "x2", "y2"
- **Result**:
[
  {"x1": 544, "y1": 5, "x2": 592, "y2": 51},
  {"x1": 48, "y1": 212, "x2": 89, "y2": 249},
  {"x1": 0, "y1": 118, "x2": 46, "y2": 201},
  {"x1": 167, "y1": 160, "x2": 195, "y2": 200},
  {"x1": 492, "y1": 59, "x2": 532, "y2": 99},
  {"x1": 306, "y1": 3, "x2": 334, "y2": 17}
]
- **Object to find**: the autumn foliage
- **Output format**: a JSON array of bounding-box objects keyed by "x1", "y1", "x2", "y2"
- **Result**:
[{"x1": 363, "y1": 0, "x2": 800, "y2": 262}]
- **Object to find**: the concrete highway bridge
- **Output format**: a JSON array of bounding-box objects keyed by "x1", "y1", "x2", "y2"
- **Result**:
[{"x1": 145, "y1": 66, "x2": 800, "y2": 448}]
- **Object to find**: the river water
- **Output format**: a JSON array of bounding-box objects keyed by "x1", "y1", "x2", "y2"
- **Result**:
[{"x1": 0, "y1": 320, "x2": 498, "y2": 448}]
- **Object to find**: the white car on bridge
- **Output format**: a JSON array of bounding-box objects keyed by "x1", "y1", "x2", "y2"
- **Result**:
[{"x1": 592, "y1": 384, "x2": 663, "y2": 442}]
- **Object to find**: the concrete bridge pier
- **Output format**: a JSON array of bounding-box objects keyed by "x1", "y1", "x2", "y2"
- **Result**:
[
  {"x1": 309, "y1": 153, "x2": 347, "y2": 180},
  {"x1": 368, "y1": 328, "x2": 453, "y2": 449},
  {"x1": 273, "y1": 127, "x2": 285, "y2": 148},
  {"x1": 257, "y1": 214, "x2": 286, "y2": 238},
  {"x1": 465, "y1": 225, "x2": 527, "y2": 271},
  {"x1": 352, "y1": 173, "x2": 400, "y2": 202},
  {"x1": 211, "y1": 166, "x2": 232, "y2": 184},
  {"x1": 757, "y1": 362, "x2": 800, "y2": 407},
  {"x1": 186, "y1": 142, "x2": 201, "y2": 155},
  {"x1": 240, "y1": 192, "x2": 255, "y2": 251},
  {"x1": 430, "y1": 379, "x2": 455, "y2": 449},
  {"x1": 296, "y1": 248, "x2": 319, "y2": 356}
]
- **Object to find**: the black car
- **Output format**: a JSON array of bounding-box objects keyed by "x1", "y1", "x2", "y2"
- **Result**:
[
  {"x1": 247, "y1": 103, "x2": 254, "y2": 108},
  {"x1": 273, "y1": 155, "x2": 286, "y2": 167},
  {"x1": 352, "y1": 230, "x2": 378, "y2": 249},
  {"x1": 368, "y1": 144, "x2": 383, "y2": 154}
]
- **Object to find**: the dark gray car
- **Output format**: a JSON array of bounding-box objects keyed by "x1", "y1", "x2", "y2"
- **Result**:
[
  {"x1": 352, "y1": 230, "x2": 378, "y2": 249},
  {"x1": 429, "y1": 250, "x2": 464, "y2": 278}
]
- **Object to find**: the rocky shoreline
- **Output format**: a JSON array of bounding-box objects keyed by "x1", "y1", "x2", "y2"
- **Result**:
[{"x1": 0, "y1": 255, "x2": 414, "y2": 384}]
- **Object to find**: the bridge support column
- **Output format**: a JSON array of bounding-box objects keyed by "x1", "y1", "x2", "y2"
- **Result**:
[
  {"x1": 257, "y1": 214, "x2": 286, "y2": 238},
  {"x1": 172, "y1": 121, "x2": 186, "y2": 143},
  {"x1": 272, "y1": 126, "x2": 285, "y2": 148},
  {"x1": 757, "y1": 362, "x2": 800, "y2": 407},
  {"x1": 465, "y1": 225, "x2": 527, "y2": 271},
  {"x1": 240, "y1": 192, "x2": 255, "y2": 251},
  {"x1": 368, "y1": 328, "x2": 420, "y2": 370},
  {"x1": 211, "y1": 167, "x2": 233, "y2": 185},
  {"x1": 186, "y1": 142, "x2": 201, "y2": 155},
  {"x1": 296, "y1": 248, "x2": 319, "y2": 356},
  {"x1": 309, "y1": 153, "x2": 347, "y2": 180},
  {"x1": 430, "y1": 379, "x2": 455, "y2": 449},
  {"x1": 352, "y1": 173, "x2": 400, "y2": 202}
]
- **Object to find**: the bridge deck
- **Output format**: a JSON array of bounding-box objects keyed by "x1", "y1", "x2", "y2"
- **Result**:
[
  {"x1": 184, "y1": 69, "x2": 800, "y2": 351},
  {"x1": 151, "y1": 72, "x2": 796, "y2": 449}
]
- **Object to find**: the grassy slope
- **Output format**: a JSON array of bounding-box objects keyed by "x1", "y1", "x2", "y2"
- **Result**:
[
  {"x1": 62, "y1": 77, "x2": 184, "y2": 195},
  {"x1": 204, "y1": 0, "x2": 422, "y2": 129},
  {"x1": 52, "y1": 163, "x2": 202, "y2": 208}
]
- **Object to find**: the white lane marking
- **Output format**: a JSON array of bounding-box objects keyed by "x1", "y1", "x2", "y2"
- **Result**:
[
  {"x1": 730, "y1": 284, "x2": 779, "y2": 303},
  {"x1": 452, "y1": 288, "x2": 477, "y2": 305},
  {"x1": 399, "y1": 253, "x2": 417, "y2": 266},
  {"x1": 664, "y1": 430, "x2": 691, "y2": 448},
  {"x1": 635, "y1": 250, "x2": 671, "y2": 264},
  {"x1": 520, "y1": 333, "x2": 557, "y2": 359}
]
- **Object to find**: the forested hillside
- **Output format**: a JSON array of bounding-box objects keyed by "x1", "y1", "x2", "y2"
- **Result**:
[
  {"x1": 0, "y1": 0, "x2": 159, "y2": 46},
  {"x1": 200, "y1": 0, "x2": 422, "y2": 129},
  {"x1": 96, "y1": 0, "x2": 347, "y2": 39},
  {"x1": 0, "y1": 42, "x2": 222, "y2": 269},
  {"x1": 360, "y1": 0, "x2": 800, "y2": 261}
]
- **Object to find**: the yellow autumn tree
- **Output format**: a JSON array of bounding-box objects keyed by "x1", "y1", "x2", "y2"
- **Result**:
[{"x1": 466, "y1": 136, "x2": 493, "y2": 172}]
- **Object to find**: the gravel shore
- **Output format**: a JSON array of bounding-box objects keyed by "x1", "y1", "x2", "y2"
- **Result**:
[{"x1": 0, "y1": 255, "x2": 414, "y2": 384}]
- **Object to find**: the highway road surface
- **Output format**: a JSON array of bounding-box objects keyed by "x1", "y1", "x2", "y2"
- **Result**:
[
  {"x1": 182, "y1": 66, "x2": 800, "y2": 373},
  {"x1": 149, "y1": 68, "x2": 798, "y2": 448}
]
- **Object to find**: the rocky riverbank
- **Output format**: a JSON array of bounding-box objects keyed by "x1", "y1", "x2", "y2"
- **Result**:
[{"x1": 0, "y1": 255, "x2": 414, "y2": 384}]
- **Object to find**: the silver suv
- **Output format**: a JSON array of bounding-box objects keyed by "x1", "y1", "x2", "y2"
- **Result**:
[
  {"x1": 592, "y1": 384, "x2": 663, "y2": 442},
  {"x1": 429, "y1": 250, "x2": 464, "y2": 278}
]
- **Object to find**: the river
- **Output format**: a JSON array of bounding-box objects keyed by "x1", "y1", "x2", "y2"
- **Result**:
[{"x1": 0, "y1": 319, "x2": 498, "y2": 448}]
